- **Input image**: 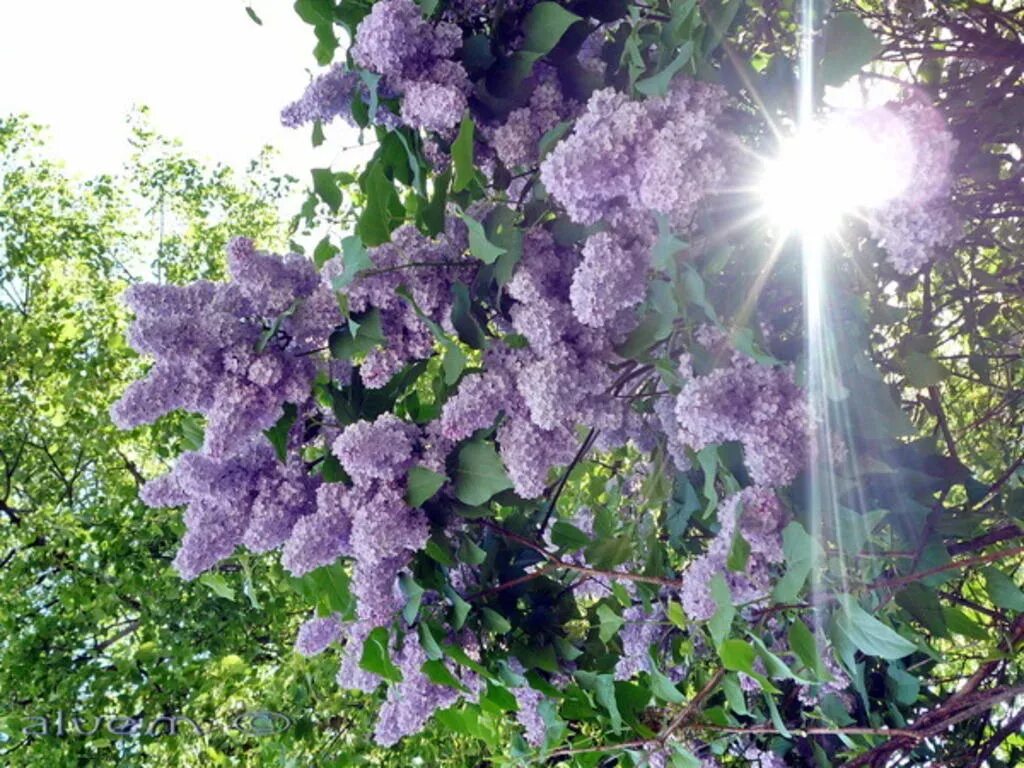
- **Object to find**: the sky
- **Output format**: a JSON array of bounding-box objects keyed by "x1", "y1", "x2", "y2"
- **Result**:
[{"x1": 0, "y1": 0, "x2": 366, "y2": 197}]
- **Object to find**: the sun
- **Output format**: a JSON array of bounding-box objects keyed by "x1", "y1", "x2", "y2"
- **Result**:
[{"x1": 758, "y1": 112, "x2": 913, "y2": 240}]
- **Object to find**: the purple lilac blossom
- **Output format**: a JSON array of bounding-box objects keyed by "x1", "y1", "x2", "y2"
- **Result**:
[
  {"x1": 614, "y1": 604, "x2": 664, "y2": 681},
  {"x1": 674, "y1": 331, "x2": 808, "y2": 488},
  {"x1": 490, "y1": 67, "x2": 575, "y2": 169},
  {"x1": 280, "y1": 483, "x2": 354, "y2": 577},
  {"x1": 332, "y1": 414, "x2": 420, "y2": 484},
  {"x1": 373, "y1": 639, "x2": 479, "y2": 745},
  {"x1": 281, "y1": 64, "x2": 361, "y2": 128},
  {"x1": 570, "y1": 228, "x2": 652, "y2": 329},
  {"x1": 111, "y1": 238, "x2": 323, "y2": 459},
  {"x1": 679, "y1": 487, "x2": 785, "y2": 621},
  {"x1": 540, "y1": 80, "x2": 728, "y2": 229},
  {"x1": 344, "y1": 222, "x2": 472, "y2": 388},
  {"x1": 497, "y1": 415, "x2": 578, "y2": 498},
  {"x1": 140, "y1": 438, "x2": 318, "y2": 580},
  {"x1": 439, "y1": 368, "x2": 512, "y2": 440},
  {"x1": 350, "y1": 0, "x2": 469, "y2": 131},
  {"x1": 295, "y1": 614, "x2": 344, "y2": 656},
  {"x1": 513, "y1": 682, "x2": 547, "y2": 747},
  {"x1": 863, "y1": 101, "x2": 960, "y2": 274}
]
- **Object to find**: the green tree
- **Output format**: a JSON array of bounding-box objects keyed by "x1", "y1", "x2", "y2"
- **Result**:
[{"x1": 0, "y1": 115, "x2": 484, "y2": 767}]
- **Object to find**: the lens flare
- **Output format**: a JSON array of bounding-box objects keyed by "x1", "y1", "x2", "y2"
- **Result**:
[{"x1": 759, "y1": 113, "x2": 914, "y2": 238}]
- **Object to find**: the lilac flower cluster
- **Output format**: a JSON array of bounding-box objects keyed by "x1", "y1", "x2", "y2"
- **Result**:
[
  {"x1": 540, "y1": 80, "x2": 728, "y2": 229},
  {"x1": 865, "y1": 101, "x2": 960, "y2": 274},
  {"x1": 339, "y1": 221, "x2": 473, "y2": 387},
  {"x1": 295, "y1": 613, "x2": 345, "y2": 657},
  {"x1": 141, "y1": 437, "x2": 319, "y2": 579},
  {"x1": 112, "y1": 238, "x2": 337, "y2": 458},
  {"x1": 375, "y1": 636, "x2": 483, "y2": 746},
  {"x1": 488, "y1": 65, "x2": 576, "y2": 169},
  {"x1": 674, "y1": 328, "x2": 808, "y2": 488},
  {"x1": 505, "y1": 660, "x2": 548, "y2": 747},
  {"x1": 570, "y1": 226, "x2": 653, "y2": 329},
  {"x1": 614, "y1": 604, "x2": 664, "y2": 681},
  {"x1": 440, "y1": 226, "x2": 654, "y2": 498},
  {"x1": 679, "y1": 487, "x2": 785, "y2": 621},
  {"x1": 115, "y1": 239, "x2": 346, "y2": 577},
  {"x1": 351, "y1": 0, "x2": 469, "y2": 132},
  {"x1": 281, "y1": 64, "x2": 361, "y2": 128}
]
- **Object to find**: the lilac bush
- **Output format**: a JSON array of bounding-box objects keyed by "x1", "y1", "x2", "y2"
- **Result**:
[{"x1": 108, "y1": 0, "x2": 986, "y2": 763}]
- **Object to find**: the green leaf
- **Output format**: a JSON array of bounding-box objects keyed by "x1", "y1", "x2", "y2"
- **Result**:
[
  {"x1": 199, "y1": 572, "x2": 236, "y2": 602},
  {"x1": 399, "y1": 573, "x2": 425, "y2": 624},
  {"x1": 357, "y1": 160, "x2": 403, "y2": 246},
  {"x1": 821, "y1": 12, "x2": 882, "y2": 87},
  {"x1": 329, "y1": 307, "x2": 385, "y2": 360},
  {"x1": 406, "y1": 465, "x2": 446, "y2": 507},
  {"x1": 420, "y1": 167, "x2": 450, "y2": 235},
  {"x1": 442, "y1": 341, "x2": 467, "y2": 385},
  {"x1": 330, "y1": 235, "x2": 372, "y2": 291},
  {"x1": 682, "y1": 265, "x2": 717, "y2": 322},
  {"x1": 887, "y1": 664, "x2": 920, "y2": 706},
  {"x1": 667, "y1": 601, "x2": 687, "y2": 630},
  {"x1": 521, "y1": 2, "x2": 582, "y2": 56},
  {"x1": 636, "y1": 43, "x2": 693, "y2": 97},
  {"x1": 983, "y1": 567, "x2": 1024, "y2": 612},
  {"x1": 179, "y1": 413, "x2": 205, "y2": 451},
  {"x1": 245, "y1": 6, "x2": 263, "y2": 25},
  {"x1": 719, "y1": 638, "x2": 756, "y2": 673},
  {"x1": 669, "y1": 745, "x2": 701, "y2": 768},
  {"x1": 458, "y1": 210, "x2": 506, "y2": 264},
  {"x1": 482, "y1": 682, "x2": 518, "y2": 713},
  {"x1": 788, "y1": 619, "x2": 826, "y2": 679},
  {"x1": 596, "y1": 604, "x2": 624, "y2": 643},
  {"x1": 451, "y1": 114, "x2": 476, "y2": 192},
  {"x1": 313, "y1": 236, "x2": 339, "y2": 268},
  {"x1": 942, "y1": 605, "x2": 989, "y2": 640},
  {"x1": 458, "y1": 535, "x2": 487, "y2": 565},
  {"x1": 312, "y1": 167, "x2": 342, "y2": 212},
  {"x1": 651, "y1": 213, "x2": 686, "y2": 271},
  {"x1": 551, "y1": 520, "x2": 589, "y2": 551},
  {"x1": 573, "y1": 671, "x2": 622, "y2": 732},
  {"x1": 773, "y1": 521, "x2": 817, "y2": 603},
  {"x1": 289, "y1": 561, "x2": 354, "y2": 617},
  {"x1": 726, "y1": 526, "x2": 750, "y2": 572},
  {"x1": 708, "y1": 573, "x2": 734, "y2": 648},
  {"x1": 264, "y1": 403, "x2": 298, "y2": 462},
  {"x1": 425, "y1": 537, "x2": 456, "y2": 566},
  {"x1": 454, "y1": 440, "x2": 513, "y2": 506},
  {"x1": 585, "y1": 535, "x2": 633, "y2": 570},
  {"x1": 838, "y1": 597, "x2": 918, "y2": 659},
  {"x1": 483, "y1": 205, "x2": 523, "y2": 286},
  {"x1": 904, "y1": 352, "x2": 950, "y2": 388},
  {"x1": 294, "y1": 0, "x2": 335, "y2": 27},
  {"x1": 700, "y1": 0, "x2": 742, "y2": 56},
  {"x1": 697, "y1": 446, "x2": 718, "y2": 504},
  {"x1": 359, "y1": 627, "x2": 402, "y2": 682},
  {"x1": 481, "y1": 607, "x2": 511, "y2": 634},
  {"x1": 450, "y1": 282, "x2": 487, "y2": 349},
  {"x1": 648, "y1": 657, "x2": 685, "y2": 704},
  {"x1": 895, "y1": 583, "x2": 948, "y2": 637},
  {"x1": 448, "y1": 589, "x2": 471, "y2": 630},
  {"x1": 422, "y1": 659, "x2": 467, "y2": 690}
]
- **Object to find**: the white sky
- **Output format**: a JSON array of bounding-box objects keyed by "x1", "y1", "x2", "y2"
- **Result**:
[{"x1": 0, "y1": 0, "x2": 365, "y2": 196}]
